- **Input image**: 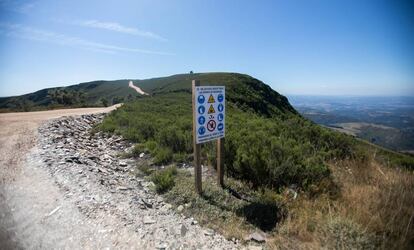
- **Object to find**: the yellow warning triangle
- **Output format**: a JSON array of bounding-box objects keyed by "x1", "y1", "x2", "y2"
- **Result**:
[
  {"x1": 208, "y1": 104, "x2": 215, "y2": 114},
  {"x1": 208, "y1": 94, "x2": 215, "y2": 103}
]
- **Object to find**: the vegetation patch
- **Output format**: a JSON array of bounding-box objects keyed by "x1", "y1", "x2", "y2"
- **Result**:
[
  {"x1": 161, "y1": 169, "x2": 287, "y2": 240},
  {"x1": 151, "y1": 166, "x2": 177, "y2": 193},
  {"x1": 97, "y1": 73, "x2": 414, "y2": 248},
  {"x1": 99, "y1": 90, "x2": 356, "y2": 191}
]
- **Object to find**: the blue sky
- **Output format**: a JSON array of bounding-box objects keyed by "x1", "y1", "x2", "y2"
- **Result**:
[{"x1": 0, "y1": 0, "x2": 413, "y2": 97}]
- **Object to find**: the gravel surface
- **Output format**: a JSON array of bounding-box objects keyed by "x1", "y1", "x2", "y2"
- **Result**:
[{"x1": 0, "y1": 107, "x2": 242, "y2": 249}]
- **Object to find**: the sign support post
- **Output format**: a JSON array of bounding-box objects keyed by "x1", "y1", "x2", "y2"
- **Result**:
[
  {"x1": 217, "y1": 138, "x2": 224, "y2": 187},
  {"x1": 192, "y1": 80, "x2": 202, "y2": 194}
]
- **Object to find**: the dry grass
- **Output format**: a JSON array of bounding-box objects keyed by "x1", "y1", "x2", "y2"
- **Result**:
[
  {"x1": 333, "y1": 158, "x2": 414, "y2": 249},
  {"x1": 146, "y1": 152, "x2": 414, "y2": 249},
  {"x1": 270, "y1": 155, "x2": 414, "y2": 249}
]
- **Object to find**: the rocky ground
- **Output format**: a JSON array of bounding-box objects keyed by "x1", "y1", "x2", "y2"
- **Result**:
[{"x1": 32, "y1": 113, "x2": 240, "y2": 249}]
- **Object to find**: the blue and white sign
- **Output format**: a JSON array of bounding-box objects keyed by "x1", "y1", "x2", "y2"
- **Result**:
[{"x1": 194, "y1": 86, "x2": 225, "y2": 144}]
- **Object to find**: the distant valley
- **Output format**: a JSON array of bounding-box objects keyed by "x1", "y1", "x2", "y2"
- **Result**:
[{"x1": 289, "y1": 95, "x2": 414, "y2": 153}]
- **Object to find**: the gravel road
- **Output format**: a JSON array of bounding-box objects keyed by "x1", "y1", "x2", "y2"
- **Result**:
[
  {"x1": 0, "y1": 105, "x2": 240, "y2": 250},
  {"x1": 0, "y1": 105, "x2": 121, "y2": 249}
]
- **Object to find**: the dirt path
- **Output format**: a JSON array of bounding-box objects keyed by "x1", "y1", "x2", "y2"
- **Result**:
[
  {"x1": 128, "y1": 81, "x2": 149, "y2": 95},
  {"x1": 0, "y1": 105, "x2": 237, "y2": 249},
  {"x1": 0, "y1": 105, "x2": 121, "y2": 249}
]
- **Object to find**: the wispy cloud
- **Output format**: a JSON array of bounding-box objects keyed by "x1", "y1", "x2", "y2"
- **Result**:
[
  {"x1": 0, "y1": 0, "x2": 36, "y2": 14},
  {"x1": 76, "y1": 20, "x2": 167, "y2": 42},
  {"x1": 0, "y1": 23, "x2": 174, "y2": 55}
]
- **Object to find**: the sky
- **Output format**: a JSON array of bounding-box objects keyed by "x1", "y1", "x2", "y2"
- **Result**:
[{"x1": 0, "y1": 0, "x2": 413, "y2": 97}]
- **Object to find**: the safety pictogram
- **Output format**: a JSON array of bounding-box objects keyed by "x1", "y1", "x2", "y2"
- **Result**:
[
  {"x1": 198, "y1": 116, "x2": 205, "y2": 125},
  {"x1": 198, "y1": 95, "x2": 205, "y2": 104},
  {"x1": 208, "y1": 104, "x2": 215, "y2": 114},
  {"x1": 198, "y1": 106, "x2": 205, "y2": 114},
  {"x1": 198, "y1": 126, "x2": 206, "y2": 135},
  {"x1": 207, "y1": 120, "x2": 216, "y2": 131},
  {"x1": 218, "y1": 103, "x2": 224, "y2": 112},
  {"x1": 208, "y1": 94, "x2": 215, "y2": 103}
]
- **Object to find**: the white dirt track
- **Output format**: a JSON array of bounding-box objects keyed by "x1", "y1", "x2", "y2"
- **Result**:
[
  {"x1": 0, "y1": 105, "x2": 123, "y2": 249},
  {"x1": 128, "y1": 81, "x2": 149, "y2": 95}
]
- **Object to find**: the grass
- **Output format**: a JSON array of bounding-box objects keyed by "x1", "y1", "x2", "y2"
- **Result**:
[
  {"x1": 161, "y1": 169, "x2": 287, "y2": 240},
  {"x1": 332, "y1": 158, "x2": 414, "y2": 249},
  {"x1": 135, "y1": 151, "x2": 414, "y2": 249},
  {"x1": 151, "y1": 166, "x2": 177, "y2": 193},
  {"x1": 268, "y1": 155, "x2": 414, "y2": 249}
]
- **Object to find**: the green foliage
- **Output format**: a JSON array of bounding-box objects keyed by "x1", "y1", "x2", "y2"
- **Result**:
[
  {"x1": 48, "y1": 89, "x2": 87, "y2": 106},
  {"x1": 1, "y1": 72, "x2": 294, "y2": 114},
  {"x1": 131, "y1": 143, "x2": 147, "y2": 157},
  {"x1": 154, "y1": 147, "x2": 173, "y2": 165},
  {"x1": 112, "y1": 96, "x2": 124, "y2": 104},
  {"x1": 151, "y1": 167, "x2": 178, "y2": 193},
  {"x1": 100, "y1": 98, "x2": 109, "y2": 107},
  {"x1": 13, "y1": 98, "x2": 34, "y2": 112},
  {"x1": 99, "y1": 89, "x2": 357, "y2": 190},
  {"x1": 223, "y1": 111, "x2": 351, "y2": 188},
  {"x1": 137, "y1": 164, "x2": 154, "y2": 175}
]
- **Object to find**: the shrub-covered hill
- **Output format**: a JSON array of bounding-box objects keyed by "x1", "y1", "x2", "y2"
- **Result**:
[
  {"x1": 99, "y1": 72, "x2": 390, "y2": 190},
  {"x1": 0, "y1": 73, "x2": 296, "y2": 116},
  {"x1": 0, "y1": 79, "x2": 140, "y2": 111},
  {"x1": 98, "y1": 73, "x2": 414, "y2": 248}
]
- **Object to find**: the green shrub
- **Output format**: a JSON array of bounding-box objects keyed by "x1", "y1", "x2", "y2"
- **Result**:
[
  {"x1": 137, "y1": 164, "x2": 154, "y2": 175},
  {"x1": 151, "y1": 167, "x2": 178, "y2": 193},
  {"x1": 158, "y1": 126, "x2": 190, "y2": 153},
  {"x1": 132, "y1": 143, "x2": 146, "y2": 157},
  {"x1": 145, "y1": 140, "x2": 158, "y2": 153},
  {"x1": 154, "y1": 147, "x2": 173, "y2": 165}
]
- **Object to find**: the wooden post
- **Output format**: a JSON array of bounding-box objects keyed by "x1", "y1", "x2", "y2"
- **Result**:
[
  {"x1": 217, "y1": 138, "x2": 224, "y2": 187},
  {"x1": 192, "y1": 80, "x2": 202, "y2": 194}
]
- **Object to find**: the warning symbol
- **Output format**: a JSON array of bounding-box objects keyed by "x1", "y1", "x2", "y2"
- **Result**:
[
  {"x1": 208, "y1": 94, "x2": 215, "y2": 103},
  {"x1": 208, "y1": 104, "x2": 215, "y2": 114},
  {"x1": 207, "y1": 120, "x2": 216, "y2": 131}
]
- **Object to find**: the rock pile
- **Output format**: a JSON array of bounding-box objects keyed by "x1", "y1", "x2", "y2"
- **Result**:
[{"x1": 37, "y1": 114, "x2": 240, "y2": 249}]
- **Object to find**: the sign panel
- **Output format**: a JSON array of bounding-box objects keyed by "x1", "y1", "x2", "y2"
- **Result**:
[{"x1": 195, "y1": 86, "x2": 225, "y2": 144}]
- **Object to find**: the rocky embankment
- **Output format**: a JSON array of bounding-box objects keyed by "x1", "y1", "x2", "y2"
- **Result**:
[{"x1": 37, "y1": 114, "x2": 239, "y2": 249}]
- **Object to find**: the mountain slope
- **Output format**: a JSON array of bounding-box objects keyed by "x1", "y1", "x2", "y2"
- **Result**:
[
  {"x1": 96, "y1": 72, "x2": 414, "y2": 249},
  {"x1": 0, "y1": 80, "x2": 139, "y2": 110},
  {"x1": 0, "y1": 73, "x2": 296, "y2": 117}
]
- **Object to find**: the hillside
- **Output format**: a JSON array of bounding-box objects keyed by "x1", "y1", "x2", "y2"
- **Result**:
[
  {"x1": 96, "y1": 72, "x2": 414, "y2": 249},
  {"x1": 0, "y1": 73, "x2": 296, "y2": 116},
  {"x1": 0, "y1": 80, "x2": 140, "y2": 111}
]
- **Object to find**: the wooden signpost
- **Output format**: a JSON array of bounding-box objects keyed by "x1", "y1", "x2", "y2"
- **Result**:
[{"x1": 192, "y1": 80, "x2": 225, "y2": 194}]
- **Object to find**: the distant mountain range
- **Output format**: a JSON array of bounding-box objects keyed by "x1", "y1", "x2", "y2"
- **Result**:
[{"x1": 289, "y1": 95, "x2": 414, "y2": 153}]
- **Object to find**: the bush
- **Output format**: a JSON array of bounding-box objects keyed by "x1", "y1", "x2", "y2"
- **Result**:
[
  {"x1": 137, "y1": 164, "x2": 154, "y2": 175},
  {"x1": 131, "y1": 143, "x2": 147, "y2": 157},
  {"x1": 324, "y1": 217, "x2": 377, "y2": 249},
  {"x1": 154, "y1": 147, "x2": 173, "y2": 165},
  {"x1": 151, "y1": 167, "x2": 177, "y2": 193},
  {"x1": 158, "y1": 126, "x2": 189, "y2": 153},
  {"x1": 145, "y1": 140, "x2": 158, "y2": 152}
]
